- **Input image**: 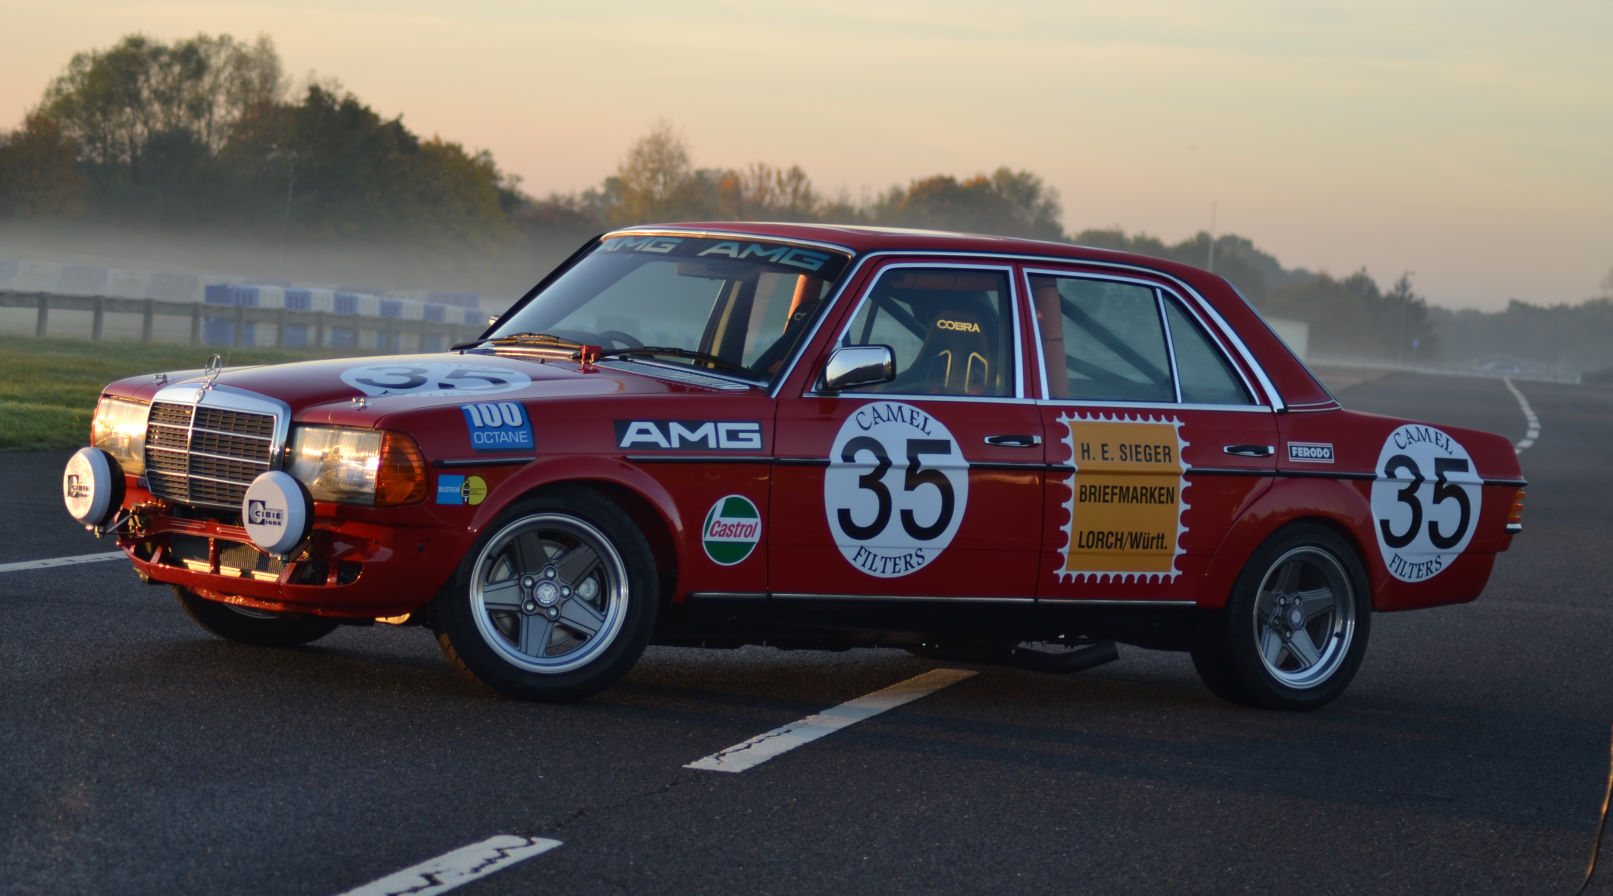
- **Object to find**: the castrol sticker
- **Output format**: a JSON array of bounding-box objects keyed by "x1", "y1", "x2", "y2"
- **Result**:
[
  {"x1": 1057, "y1": 413, "x2": 1189, "y2": 582},
  {"x1": 825, "y1": 401, "x2": 967, "y2": 578},
  {"x1": 1372, "y1": 424, "x2": 1481, "y2": 582},
  {"x1": 702, "y1": 495, "x2": 762, "y2": 566}
]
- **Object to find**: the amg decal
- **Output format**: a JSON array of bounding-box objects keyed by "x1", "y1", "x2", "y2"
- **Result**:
[{"x1": 616, "y1": 420, "x2": 763, "y2": 451}]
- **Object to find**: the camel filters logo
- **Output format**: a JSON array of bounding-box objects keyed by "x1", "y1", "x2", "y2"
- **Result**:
[{"x1": 702, "y1": 495, "x2": 761, "y2": 566}]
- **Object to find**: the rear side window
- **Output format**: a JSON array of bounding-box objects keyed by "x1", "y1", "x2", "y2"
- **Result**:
[{"x1": 1031, "y1": 273, "x2": 1252, "y2": 405}]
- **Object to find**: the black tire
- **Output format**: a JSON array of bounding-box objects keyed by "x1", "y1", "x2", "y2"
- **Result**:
[
  {"x1": 432, "y1": 488, "x2": 658, "y2": 701},
  {"x1": 1191, "y1": 524, "x2": 1370, "y2": 710},
  {"x1": 175, "y1": 586, "x2": 339, "y2": 647}
]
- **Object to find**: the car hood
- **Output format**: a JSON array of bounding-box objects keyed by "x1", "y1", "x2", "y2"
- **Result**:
[{"x1": 111, "y1": 352, "x2": 747, "y2": 425}]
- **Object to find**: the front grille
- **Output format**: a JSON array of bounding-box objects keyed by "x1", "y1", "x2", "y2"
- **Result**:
[{"x1": 145, "y1": 398, "x2": 279, "y2": 510}]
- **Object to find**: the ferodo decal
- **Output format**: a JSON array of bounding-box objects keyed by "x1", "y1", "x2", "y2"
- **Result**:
[
  {"x1": 462, "y1": 401, "x2": 534, "y2": 453},
  {"x1": 825, "y1": 401, "x2": 967, "y2": 578},
  {"x1": 437, "y1": 474, "x2": 487, "y2": 506},
  {"x1": 1057, "y1": 413, "x2": 1189, "y2": 582},
  {"x1": 1288, "y1": 442, "x2": 1335, "y2": 463},
  {"x1": 341, "y1": 362, "x2": 531, "y2": 398},
  {"x1": 1372, "y1": 424, "x2": 1481, "y2": 582},
  {"x1": 702, "y1": 495, "x2": 762, "y2": 566}
]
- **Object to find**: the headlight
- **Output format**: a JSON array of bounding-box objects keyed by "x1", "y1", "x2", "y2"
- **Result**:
[
  {"x1": 287, "y1": 426, "x2": 427, "y2": 506},
  {"x1": 90, "y1": 396, "x2": 148, "y2": 477}
]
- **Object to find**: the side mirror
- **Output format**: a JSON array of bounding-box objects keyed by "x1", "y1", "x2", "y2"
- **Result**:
[{"x1": 820, "y1": 345, "x2": 894, "y2": 392}]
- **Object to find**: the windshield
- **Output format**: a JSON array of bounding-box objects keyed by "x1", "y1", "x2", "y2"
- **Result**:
[{"x1": 489, "y1": 234, "x2": 852, "y2": 385}]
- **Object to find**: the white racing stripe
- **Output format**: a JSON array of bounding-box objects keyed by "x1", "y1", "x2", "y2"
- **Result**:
[
  {"x1": 0, "y1": 551, "x2": 125, "y2": 574},
  {"x1": 334, "y1": 835, "x2": 561, "y2": 896},
  {"x1": 1503, "y1": 377, "x2": 1540, "y2": 453},
  {"x1": 686, "y1": 668, "x2": 977, "y2": 773}
]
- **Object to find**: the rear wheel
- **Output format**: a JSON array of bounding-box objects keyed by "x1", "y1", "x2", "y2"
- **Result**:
[
  {"x1": 1191, "y1": 524, "x2": 1370, "y2": 710},
  {"x1": 174, "y1": 586, "x2": 338, "y2": 647},
  {"x1": 432, "y1": 488, "x2": 658, "y2": 701}
]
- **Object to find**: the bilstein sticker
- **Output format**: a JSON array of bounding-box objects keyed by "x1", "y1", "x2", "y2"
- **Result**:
[
  {"x1": 1057, "y1": 413, "x2": 1189, "y2": 582},
  {"x1": 825, "y1": 401, "x2": 967, "y2": 578},
  {"x1": 702, "y1": 495, "x2": 762, "y2": 566},
  {"x1": 1372, "y1": 424, "x2": 1480, "y2": 582},
  {"x1": 437, "y1": 475, "x2": 487, "y2": 506}
]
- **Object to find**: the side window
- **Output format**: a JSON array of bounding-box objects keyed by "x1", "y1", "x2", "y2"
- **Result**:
[
  {"x1": 1032, "y1": 275, "x2": 1172, "y2": 402},
  {"x1": 1031, "y1": 273, "x2": 1255, "y2": 405},
  {"x1": 1165, "y1": 300, "x2": 1253, "y2": 405},
  {"x1": 839, "y1": 268, "x2": 1014, "y2": 397}
]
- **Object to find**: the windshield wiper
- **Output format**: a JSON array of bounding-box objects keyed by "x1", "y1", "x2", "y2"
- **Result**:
[
  {"x1": 453, "y1": 332, "x2": 585, "y2": 352},
  {"x1": 587, "y1": 346, "x2": 760, "y2": 381}
]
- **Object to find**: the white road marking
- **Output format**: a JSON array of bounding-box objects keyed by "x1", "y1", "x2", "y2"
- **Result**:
[
  {"x1": 334, "y1": 835, "x2": 561, "y2": 896},
  {"x1": 0, "y1": 551, "x2": 125, "y2": 574},
  {"x1": 1503, "y1": 377, "x2": 1540, "y2": 453},
  {"x1": 686, "y1": 668, "x2": 977, "y2": 773}
]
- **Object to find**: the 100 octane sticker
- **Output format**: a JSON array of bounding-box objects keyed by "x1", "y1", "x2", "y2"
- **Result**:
[
  {"x1": 825, "y1": 401, "x2": 967, "y2": 578},
  {"x1": 1372, "y1": 424, "x2": 1480, "y2": 582}
]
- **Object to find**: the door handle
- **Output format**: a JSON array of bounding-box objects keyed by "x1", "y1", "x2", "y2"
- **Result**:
[
  {"x1": 985, "y1": 434, "x2": 1041, "y2": 448},
  {"x1": 1223, "y1": 444, "x2": 1274, "y2": 457}
]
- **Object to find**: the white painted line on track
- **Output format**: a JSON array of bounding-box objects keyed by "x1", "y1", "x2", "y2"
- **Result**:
[
  {"x1": 1503, "y1": 377, "x2": 1540, "y2": 454},
  {"x1": 0, "y1": 551, "x2": 125, "y2": 574},
  {"x1": 686, "y1": 667, "x2": 977, "y2": 774},
  {"x1": 334, "y1": 835, "x2": 561, "y2": 896}
]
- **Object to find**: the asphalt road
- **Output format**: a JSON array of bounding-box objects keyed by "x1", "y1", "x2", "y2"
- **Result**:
[{"x1": 3, "y1": 372, "x2": 1610, "y2": 895}]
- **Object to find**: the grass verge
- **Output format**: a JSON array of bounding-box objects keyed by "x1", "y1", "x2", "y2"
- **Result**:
[{"x1": 0, "y1": 334, "x2": 357, "y2": 452}]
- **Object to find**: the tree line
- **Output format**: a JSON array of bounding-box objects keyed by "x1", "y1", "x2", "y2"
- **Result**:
[{"x1": 2, "y1": 33, "x2": 1608, "y2": 373}]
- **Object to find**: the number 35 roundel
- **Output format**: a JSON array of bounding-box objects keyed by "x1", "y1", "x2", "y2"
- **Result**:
[
  {"x1": 1371, "y1": 424, "x2": 1481, "y2": 583},
  {"x1": 825, "y1": 401, "x2": 968, "y2": 578}
]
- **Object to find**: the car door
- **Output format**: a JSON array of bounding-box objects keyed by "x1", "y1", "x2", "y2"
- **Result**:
[
  {"x1": 1025, "y1": 267, "x2": 1278, "y2": 602},
  {"x1": 768, "y1": 261, "x2": 1046, "y2": 599}
]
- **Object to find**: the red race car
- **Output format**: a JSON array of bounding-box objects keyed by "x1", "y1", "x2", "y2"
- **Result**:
[{"x1": 63, "y1": 223, "x2": 1526, "y2": 709}]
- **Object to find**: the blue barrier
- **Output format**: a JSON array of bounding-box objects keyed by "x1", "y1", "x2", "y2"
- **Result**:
[{"x1": 202, "y1": 284, "x2": 260, "y2": 345}]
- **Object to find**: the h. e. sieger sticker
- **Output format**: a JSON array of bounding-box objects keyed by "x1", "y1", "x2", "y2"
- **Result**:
[
  {"x1": 1372, "y1": 424, "x2": 1481, "y2": 582},
  {"x1": 825, "y1": 401, "x2": 967, "y2": 578},
  {"x1": 342, "y1": 363, "x2": 531, "y2": 398},
  {"x1": 1057, "y1": 413, "x2": 1189, "y2": 582}
]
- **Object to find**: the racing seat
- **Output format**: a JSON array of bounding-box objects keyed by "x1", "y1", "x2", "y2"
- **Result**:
[{"x1": 906, "y1": 297, "x2": 1000, "y2": 395}]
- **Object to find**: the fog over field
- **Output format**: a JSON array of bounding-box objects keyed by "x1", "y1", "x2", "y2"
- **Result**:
[{"x1": 0, "y1": 220, "x2": 577, "y2": 312}]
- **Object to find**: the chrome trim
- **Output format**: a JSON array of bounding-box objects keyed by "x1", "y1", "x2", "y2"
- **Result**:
[
  {"x1": 432, "y1": 456, "x2": 535, "y2": 468},
  {"x1": 143, "y1": 384, "x2": 291, "y2": 511},
  {"x1": 770, "y1": 592, "x2": 1037, "y2": 604}
]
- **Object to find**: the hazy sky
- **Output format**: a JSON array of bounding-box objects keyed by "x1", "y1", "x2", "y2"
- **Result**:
[{"x1": 3, "y1": 0, "x2": 1609, "y2": 311}]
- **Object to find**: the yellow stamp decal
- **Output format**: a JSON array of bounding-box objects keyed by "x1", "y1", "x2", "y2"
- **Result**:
[{"x1": 1056, "y1": 413, "x2": 1189, "y2": 582}]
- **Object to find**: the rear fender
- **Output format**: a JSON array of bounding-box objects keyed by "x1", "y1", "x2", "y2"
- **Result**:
[{"x1": 1196, "y1": 476, "x2": 1381, "y2": 611}]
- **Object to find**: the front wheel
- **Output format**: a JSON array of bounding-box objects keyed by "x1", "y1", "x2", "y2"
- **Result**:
[
  {"x1": 432, "y1": 488, "x2": 658, "y2": 701},
  {"x1": 1191, "y1": 524, "x2": 1370, "y2": 710},
  {"x1": 175, "y1": 586, "x2": 339, "y2": 647}
]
